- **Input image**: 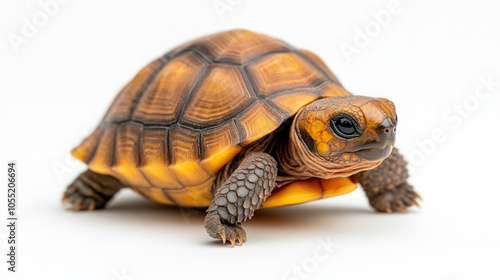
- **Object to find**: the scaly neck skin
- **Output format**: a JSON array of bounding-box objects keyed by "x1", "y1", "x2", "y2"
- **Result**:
[{"x1": 276, "y1": 113, "x2": 383, "y2": 186}]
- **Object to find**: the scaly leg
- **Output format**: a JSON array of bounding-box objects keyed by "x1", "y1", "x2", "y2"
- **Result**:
[
  {"x1": 204, "y1": 152, "x2": 278, "y2": 247},
  {"x1": 62, "y1": 169, "x2": 124, "y2": 211},
  {"x1": 354, "y1": 147, "x2": 422, "y2": 213}
]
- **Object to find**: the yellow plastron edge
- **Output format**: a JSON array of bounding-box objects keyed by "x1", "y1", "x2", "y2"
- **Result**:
[{"x1": 262, "y1": 177, "x2": 357, "y2": 208}]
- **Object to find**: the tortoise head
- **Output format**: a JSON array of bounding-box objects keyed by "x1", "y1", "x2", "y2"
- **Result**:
[{"x1": 296, "y1": 96, "x2": 397, "y2": 165}]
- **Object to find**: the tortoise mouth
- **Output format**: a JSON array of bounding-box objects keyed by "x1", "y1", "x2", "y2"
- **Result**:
[{"x1": 356, "y1": 145, "x2": 393, "y2": 160}]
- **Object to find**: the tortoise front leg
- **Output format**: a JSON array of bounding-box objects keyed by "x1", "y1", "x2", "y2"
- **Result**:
[
  {"x1": 205, "y1": 152, "x2": 278, "y2": 247},
  {"x1": 354, "y1": 147, "x2": 422, "y2": 213}
]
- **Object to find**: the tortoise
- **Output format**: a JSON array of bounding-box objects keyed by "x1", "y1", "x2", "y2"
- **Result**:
[{"x1": 63, "y1": 29, "x2": 421, "y2": 247}]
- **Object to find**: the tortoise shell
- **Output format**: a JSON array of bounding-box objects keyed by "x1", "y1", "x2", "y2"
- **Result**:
[{"x1": 72, "y1": 29, "x2": 353, "y2": 207}]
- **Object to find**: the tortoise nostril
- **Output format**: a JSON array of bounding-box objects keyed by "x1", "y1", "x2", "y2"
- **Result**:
[
  {"x1": 384, "y1": 128, "x2": 390, "y2": 134},
  {"x1": 393, "y1": 127, "x2": 397, "y2": 132}
]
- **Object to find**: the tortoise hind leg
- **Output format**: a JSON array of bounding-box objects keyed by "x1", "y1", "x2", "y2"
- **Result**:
[
  {"x1": 205, "y1": 152, "x2": 278, "y2": 247},
  {"x1": 62, "y1": 169, "x2": 124, "y2": 211}
]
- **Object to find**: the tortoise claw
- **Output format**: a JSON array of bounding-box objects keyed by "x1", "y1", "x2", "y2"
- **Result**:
[
  {"x1": 396, "y1": 205, "x2": 408, "y2": 213},
  {"x1": 62, "y1": 176, "x2": 111, "y2": 211},
  {"x1": 205, "y1": 211, "x2": 247, "y2": 247},
  {"x1": 72, "y1": 197, "x2": 84, "y2": 211},
  {"x1": 236, "y1": 236, "x2": 243, "y2": 246},
  {"x1": 62, "y1": 195, "x2": 70, "y2": 206},
  {"x1": 415, "y1": 192, "x2": 423, "y2": 201},
  {"x1": 220, "y1": 229, "x2": 227, "y2": 244},
  {"x1": 370, "y1": 183, "x2": 421, "y2": 213},
  {"x1": 412, "y1": 200, "x2": 420, "y2": 208}
]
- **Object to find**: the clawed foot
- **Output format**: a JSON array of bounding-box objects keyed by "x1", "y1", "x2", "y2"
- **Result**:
[
  {"x1": 369, "y1": 183, "x2": 422, "y2": 213},
  {"x1": 205, "y1": 211, "x2": 247, "y2": 247},
  {"x1": 62, "y1": 178, "x2": 109, "y2": 211}
]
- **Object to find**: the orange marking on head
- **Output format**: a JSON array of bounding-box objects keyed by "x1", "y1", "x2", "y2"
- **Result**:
[
  {"x1": 361, "y1": 102, "x2": 387, "y2": 127},
  {"x1": 297, "y1": 95, "x2": 397, "y2": 165}
]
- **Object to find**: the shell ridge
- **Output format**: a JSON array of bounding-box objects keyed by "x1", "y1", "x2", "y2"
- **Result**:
[
  {"x1": 174, "y1": 64, "x2": 211, "y2": 125},
  {"x1": 294, "y1": 50, "x2": 342, "y2": 87},
  {"x1": 242, "y1": 49, "x2": 293, "y2": 66},
  {"x1": 241, "y1": 64, "x2": 259, "y2": 99},
  {"x1": 82, "y1": 127, "x2": 104, "y2": 164},
  {"x1": 109, "y1": 125, "x2": 119, "y2": 172},
  {"x1": 112, "y1": 123, "x2": 152, "y2": 186},
  {"x1": 134, "y1": 128, "x2": 179, "y2": 204},
  {"x1": 127, "y1": 58, "x2": 170, "y2": 120}
]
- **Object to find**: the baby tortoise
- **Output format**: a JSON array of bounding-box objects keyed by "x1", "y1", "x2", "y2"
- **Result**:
[{"x1": 63, "y1": 29, "x2": 421, "y2": 247}]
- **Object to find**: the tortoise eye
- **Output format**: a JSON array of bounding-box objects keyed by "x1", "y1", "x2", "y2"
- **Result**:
[{"x1": 331, "y1": 116, "x2": 360, "y2": 139}]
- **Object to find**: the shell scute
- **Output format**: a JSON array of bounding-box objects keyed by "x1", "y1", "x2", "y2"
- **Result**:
[
  {"x1": 181, "y1": 65, "x2": 253, "y2": 127},
  {"x1": 103, "y1": 60, "x2": 165, "y2": 124},
  {"x1": 247, "y1": 53, "x2": 326, "y2": 97},
  {"x1": 132, "y1": 52, "x2": 208, "y2": 125}
]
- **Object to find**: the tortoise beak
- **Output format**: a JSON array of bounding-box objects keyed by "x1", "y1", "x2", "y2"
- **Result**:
[{"x1": 351, "y1": 118, "x2": 396, "y2": 160}]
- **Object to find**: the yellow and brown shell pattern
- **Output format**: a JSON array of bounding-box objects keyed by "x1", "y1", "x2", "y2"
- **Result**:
[{"x1": 72, "y1": 29, "x2": 355, "y2": 207}]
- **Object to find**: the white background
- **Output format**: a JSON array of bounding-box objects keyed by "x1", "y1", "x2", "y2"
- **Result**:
[{"x1": 1, "y1": 0, "x2": 500, "y2": 279}]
